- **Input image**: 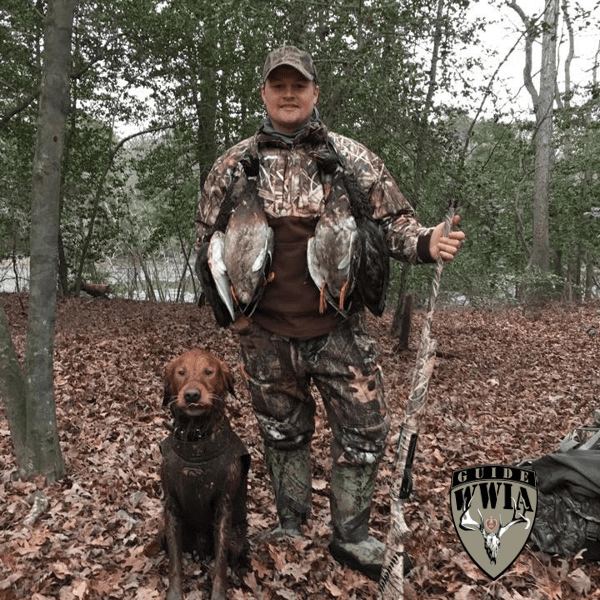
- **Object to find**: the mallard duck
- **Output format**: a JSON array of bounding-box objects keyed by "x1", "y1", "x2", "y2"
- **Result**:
[
  {"x1": 222, "y1": 152, "x2": 274, "y2": 316},
  {"x1": 307, "y1": 153, "x2": 361, "y2": 314}
]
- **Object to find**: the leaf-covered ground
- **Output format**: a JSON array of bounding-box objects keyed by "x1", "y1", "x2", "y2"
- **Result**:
[{"x1": 1, "y1": 292, "x2": 599, "y2": 600}]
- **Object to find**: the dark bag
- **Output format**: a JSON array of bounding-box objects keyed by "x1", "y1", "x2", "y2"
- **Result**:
[{"x1": 524, "y1": 427, "x2": 600, "y2": 560}]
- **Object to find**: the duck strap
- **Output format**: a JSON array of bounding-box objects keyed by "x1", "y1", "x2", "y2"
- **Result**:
[
  {"x1": 322, "y1": 136, "x2": 374, "y2": 222},
  {"x1": 207, "y1": 147, "x2": 261, "y2": 238}
]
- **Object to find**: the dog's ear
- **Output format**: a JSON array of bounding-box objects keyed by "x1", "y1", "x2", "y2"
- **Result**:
[
  {"x1": 162, "y1": 360, "x2": 175, "y2": 407},
  {"x1": 220, "y1": 360, "x2": 236, "y2": 397}
]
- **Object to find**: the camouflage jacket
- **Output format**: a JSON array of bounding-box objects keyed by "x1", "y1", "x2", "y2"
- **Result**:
[{"x1": 195, "y1": 120, "x2": 434, "y2": 263}]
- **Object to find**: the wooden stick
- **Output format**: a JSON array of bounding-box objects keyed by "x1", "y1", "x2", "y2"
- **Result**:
[{"x1": 379, "y1": 199, "x2": 457, "y2": 599}]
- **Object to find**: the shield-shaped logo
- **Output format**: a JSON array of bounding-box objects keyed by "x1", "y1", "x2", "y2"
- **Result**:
[{"x1": 450, "y1": 465, "x2": 537, "y2": 580}]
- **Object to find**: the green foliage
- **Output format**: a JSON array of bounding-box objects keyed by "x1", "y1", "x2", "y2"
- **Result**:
[
  {"x1": 0, "y1": 123, "x2": 34, "y2": 257},
  {"x1": 1, "y1": 0, "x2": 599, "y2": 304},
  {"x1": 0, "y1": 1, "x2": 43, "y2": 259},
  {"x1": 129, "y1": 128, "x2": 199, "y2": 253}
]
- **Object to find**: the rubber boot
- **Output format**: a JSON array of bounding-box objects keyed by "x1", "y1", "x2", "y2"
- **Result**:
[
  {"x1": 328, "y1": 461, "x2": 412, "y2": 580},
  {"x1": 264, "y1": 445, "x2": 312, "y2": 538},
  {"x1": 328, "y1": 461, "x2": 386, "y2": 580}
]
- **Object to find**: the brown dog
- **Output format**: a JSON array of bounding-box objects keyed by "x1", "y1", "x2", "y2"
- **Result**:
[{"x1": 160, "y1": 349, "x2": 250, "y2": 600}]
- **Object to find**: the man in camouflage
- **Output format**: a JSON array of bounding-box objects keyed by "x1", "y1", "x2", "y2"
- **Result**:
[{"x1": 196, "y1": 46, "x2": 465, "y2": 580}]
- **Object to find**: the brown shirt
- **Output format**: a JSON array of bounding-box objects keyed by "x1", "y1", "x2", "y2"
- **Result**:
[{"x1": 251, "y1": 216, "x2": 340, "y2": 338}]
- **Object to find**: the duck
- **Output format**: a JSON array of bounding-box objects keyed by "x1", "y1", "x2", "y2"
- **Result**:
[
  {"x1": 307, "y1": 152, "x2": 361, "y2": 314},
  {"x1": 222, "y1": 151, "x2": 274, "y2": 316}
]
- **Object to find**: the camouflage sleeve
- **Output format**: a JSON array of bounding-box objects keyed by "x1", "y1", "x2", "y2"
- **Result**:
[
  {"x1": 330, "y1": 133, "x2": 434, "y2": 264},
  {"x1": 194, "y1": 138, "x2": 253, "y2": 251}
]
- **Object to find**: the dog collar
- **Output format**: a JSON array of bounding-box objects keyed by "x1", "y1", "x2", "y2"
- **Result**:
[
  {"x1": 161, "y1": 420, "x2": 244, "y2": 465},
  {"x1": 173, "y1": 426, "x2": 208, "y2": 442}
]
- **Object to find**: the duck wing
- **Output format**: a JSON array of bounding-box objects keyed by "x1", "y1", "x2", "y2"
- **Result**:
[
  {"x1": 195, "y1": 231, "x2": 235, "y2": 327},
  {"x1": 207, "y1": 231, "x2": 235, "y2": 322}
]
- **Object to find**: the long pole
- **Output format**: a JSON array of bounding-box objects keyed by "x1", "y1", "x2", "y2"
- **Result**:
[{"x1": 378, "y1": 199, "x2": 458, "y2": 599}]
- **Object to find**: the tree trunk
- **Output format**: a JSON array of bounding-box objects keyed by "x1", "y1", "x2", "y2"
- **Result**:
[
  {"x1": 23, "y1": 0, "x2": 75, "y2": 481},
  {"x1": 391, "y1": 291, "x2": 413, "y2": 351},
  {"x1": 582, "y1": 30, "x2": 599, "y2": 300},
  {"x1": 531, "y1": 0, "x2": 559, "y2": 271}
]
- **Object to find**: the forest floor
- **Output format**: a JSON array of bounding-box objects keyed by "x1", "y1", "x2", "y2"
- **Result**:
[{"x1": 1, "y1": 292, "x2": 599, "y2": 600}]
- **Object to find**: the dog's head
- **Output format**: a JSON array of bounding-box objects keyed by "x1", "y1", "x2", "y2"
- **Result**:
[{"x1": 163, "y1": 349, "x2": 235, "y2": 418}]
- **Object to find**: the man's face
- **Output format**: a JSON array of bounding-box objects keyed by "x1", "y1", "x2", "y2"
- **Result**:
[{"x1": 260, "y1": 65, "x2": 320, "y2": 135}]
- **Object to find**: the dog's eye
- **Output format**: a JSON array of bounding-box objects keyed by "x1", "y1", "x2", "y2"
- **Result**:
[
  {"x1": 177, "y1": 369, "x2": 186, "y2": 376},
  {"x1": 204, "y1": 368, "x2": 213, "y2": 376}
]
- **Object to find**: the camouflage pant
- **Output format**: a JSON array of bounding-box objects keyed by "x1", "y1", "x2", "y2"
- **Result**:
[{"x1": 237, "y1": 312, "x2": 390, "y2": 466}]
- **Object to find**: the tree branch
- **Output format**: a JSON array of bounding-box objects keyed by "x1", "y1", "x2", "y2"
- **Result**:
[
  {"x1": 0, "y1": 33, "x2": 125, "y2": 127},
  {"x1": 507, "y1": 0, "x2": 541, "y2": 111},
  {"x1": 0, "y1": 88, "x2": 41, "y2": 128}
]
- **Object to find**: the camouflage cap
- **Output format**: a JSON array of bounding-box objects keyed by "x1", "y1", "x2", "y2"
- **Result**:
[{"x1": 262, "y1": 46, "x2": 318, "y2": 83}]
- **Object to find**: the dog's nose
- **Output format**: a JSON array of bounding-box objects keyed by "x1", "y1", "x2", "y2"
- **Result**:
[{"x1": 183, "y1": 388, "x2": 201, "y2": 404}]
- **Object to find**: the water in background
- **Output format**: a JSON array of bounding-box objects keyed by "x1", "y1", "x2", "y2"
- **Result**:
[{"x1": 0, "y1": 256, "x2": 198, "y2": 303}]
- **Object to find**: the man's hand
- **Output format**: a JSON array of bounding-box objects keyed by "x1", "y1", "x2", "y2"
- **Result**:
[{"x1": 429, "y1": 214, "x2": 465, "y2": 262}]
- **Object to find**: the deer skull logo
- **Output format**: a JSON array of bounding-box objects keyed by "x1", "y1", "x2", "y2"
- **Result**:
[
  {"x1": 460, "y1": 496, "x2": 530, "y2": 564},
  {"x1": 450, "y1": 465, "x2": 537, "y2": 580}
]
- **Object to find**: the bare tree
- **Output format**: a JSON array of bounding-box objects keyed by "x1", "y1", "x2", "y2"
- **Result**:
[{"x1": 508, "y1": 0, "x2": 560, "y2": 272}]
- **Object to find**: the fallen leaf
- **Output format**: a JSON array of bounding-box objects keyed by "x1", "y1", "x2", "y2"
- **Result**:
[
  {"x1": 1, "y1": 296, "x2": 599, "y2": 600},
  {"x1": 324, "y1": 580, "x2": 343, "y2": 597}
]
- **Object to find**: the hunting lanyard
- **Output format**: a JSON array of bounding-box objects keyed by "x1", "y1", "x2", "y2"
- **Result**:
[{"x1": 378, "y1": 196, "x2": 459, "y2": 600}]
